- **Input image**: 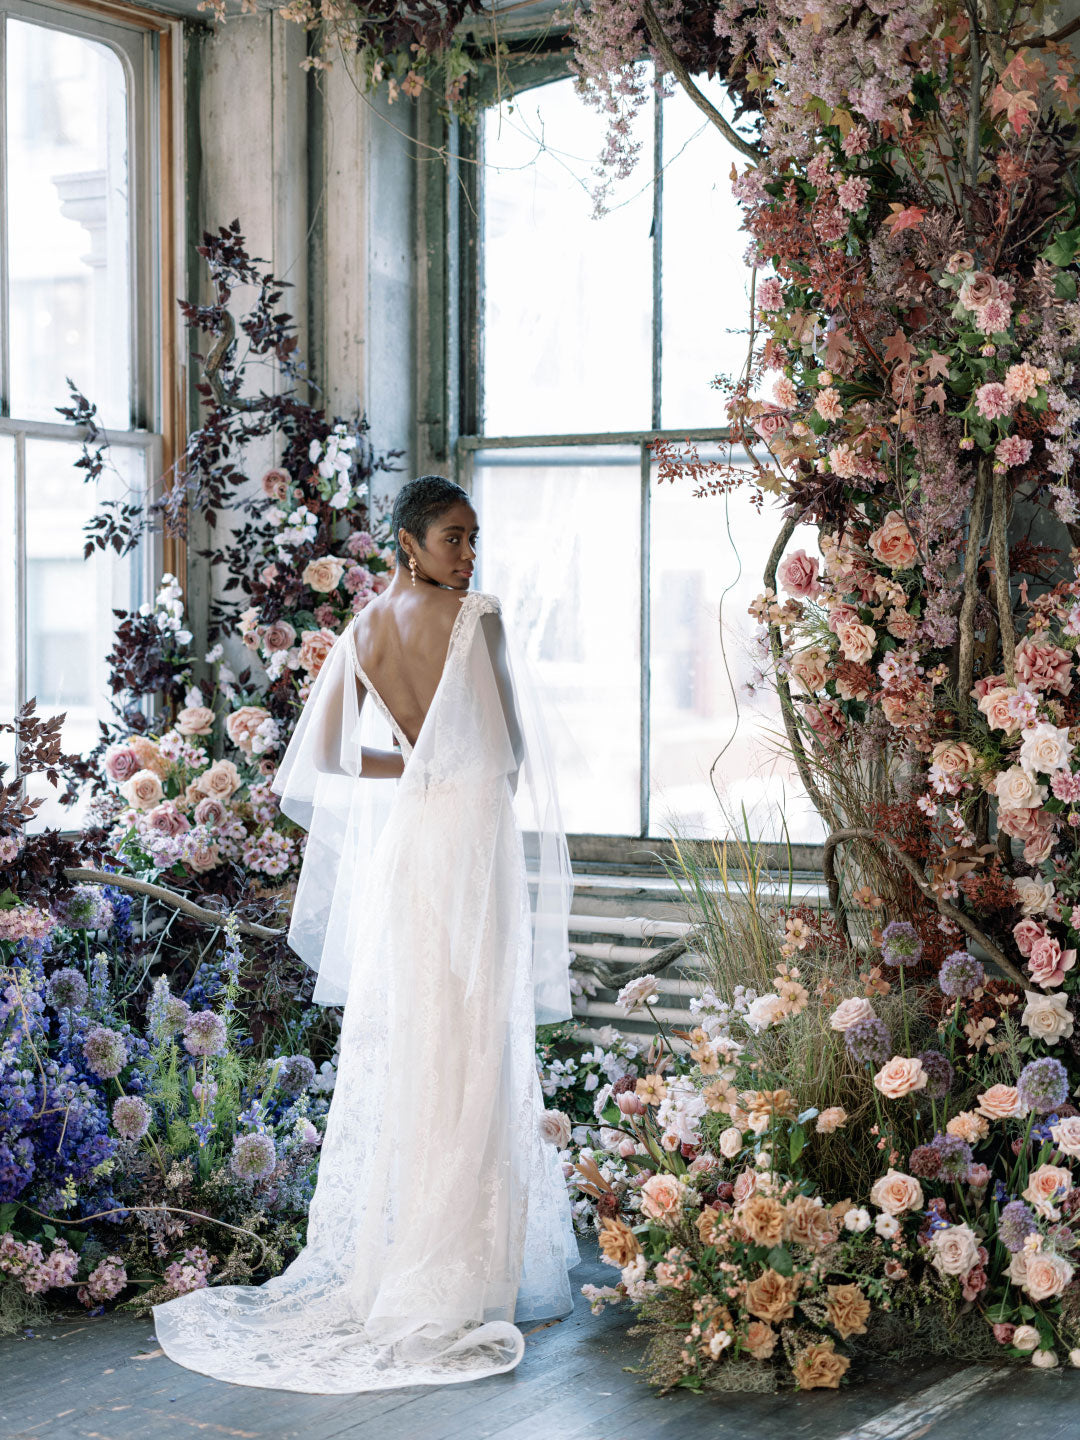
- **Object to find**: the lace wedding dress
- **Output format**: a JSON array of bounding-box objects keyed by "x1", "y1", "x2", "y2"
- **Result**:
[{"x1": 152, "y1": 590, "x2": 581, "y2": 1391}]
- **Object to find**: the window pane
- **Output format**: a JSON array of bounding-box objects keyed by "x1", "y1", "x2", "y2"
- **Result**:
[
  {"x1": 483, "y1": 78, "x2": 653, "y2": 436},
  {"x1": 0, "y1": 437, "x2": 14, "y2": 785},
  {"x1": 24, "y1": 438, "x2": 144, "y2": 830},
  {"x1": 7, "y1": 19, "x2": 131, "y2": 427},
  {"x1": 660, "y1": 80, "x2": 755, "y2": 429},
  {"x1": 474, "y1": 447, "x2": 641, "y2": 834},
  {"x1": 648, "y1": 469, "x2": 825, "y2": 843}
]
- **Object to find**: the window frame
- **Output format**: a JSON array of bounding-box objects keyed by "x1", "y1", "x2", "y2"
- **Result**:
[{"x1": 0, "y1": 0, "x2": 183, "y2": 830}]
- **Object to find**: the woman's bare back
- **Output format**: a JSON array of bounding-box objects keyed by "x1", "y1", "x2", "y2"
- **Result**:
[{"x1": 350, "y1": 587, "x2": 467, "y2": 748}]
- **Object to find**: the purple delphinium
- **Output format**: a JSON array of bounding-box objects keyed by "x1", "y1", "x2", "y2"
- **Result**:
[
  {"x1": 45, "y1": 967, "x2": 88, "y2": 1011},
  {"x1": 1018, "y1": 1057, "x2": 1070, "y2": 1114},
  {"x1": 111, "y1": 1095, "x2": 151, "y2": 1142},
  {"x1": 230, "y1": 1131, "x2": 276, "y2": 1181},
  {"x1": 182, "y1": 1010, "x2": 227, "y2": 1059},
  {"x1": 998, "y1": 1199, "x2": 1038, "y2": 1253},
  {"x1": 917, "y1": 1050, "x2": 954, "y2": 1101},
  {"x1": 937, "y1": 950, "x2": 984, "y2": 999},
  {"x1": 930, "y1": 1132, "x2": 973, "y2": 1183},
  {"x1": 881, "y1": 920, "x2": 923, "y2": 968},
  {"x1": 844, "y1": 1016, "x2": 891, "y2": 1067},
  {"x1": 82, "y1": 1025, "x2": 128, "y2": 1080}
]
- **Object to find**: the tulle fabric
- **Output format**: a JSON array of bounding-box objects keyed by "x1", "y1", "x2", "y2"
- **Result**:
[{"x1": 152, "y1": 591, "x2": 580, "y2": 1392}]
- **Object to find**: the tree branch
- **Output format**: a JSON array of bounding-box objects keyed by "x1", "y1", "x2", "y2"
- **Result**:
[
  {"x1": 62, "y1": 867, "x2": 286, "y2": 940},
  {"x1": 990, "y1": 465, "x2": 1016, "y2": 685},
  {"x1": 957, "y1": 461, "x2": 988, "y2": 718}
]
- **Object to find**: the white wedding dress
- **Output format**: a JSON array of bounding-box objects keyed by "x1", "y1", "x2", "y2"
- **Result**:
[{"x1": 152, "y1": 590, "x2": 581, "y2": 1391}]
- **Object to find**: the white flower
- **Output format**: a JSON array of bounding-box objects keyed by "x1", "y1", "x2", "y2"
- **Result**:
[
  {"x1": 1020, "y1": 721, "x2": 1072, "y2": 776},
  {"x1": 1032, "y1": 1349, "x2": 1059, "y2": 1369},
  {"x1": 874, "y1": 1213, "x2": 900, "y2": 1239},
  {"x1": 1020, "y1": 990, "x2": 1074, "y2": 1043},
  {"x1": 185, "y1": 685, "x2": 205, "y2": 709},
  {"x1": 993, "y1": 765, "x2": 1046, "y2": 809},
  {"x1": 744, "y1": 993, "x2": 786, "y2": 1032},
  {"x1": 615, "y1": 975, "x2": 659, "y2": 1014},
  {"x1": 204, "y1": 643, "x2": 224, "y2": 664},
  {"x1": 309, "y1": 438, "x2": 322, "y2": 462},
  {"x1": 844, "y1": 1206, "x2": 872, "y2": 1233},
  {"x1": 1014, "y1": 875, "x2": 1055, "y2": 916}
]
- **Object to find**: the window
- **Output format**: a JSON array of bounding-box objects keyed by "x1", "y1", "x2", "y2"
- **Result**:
[
  {"x1": 0, "y1": 0, "x2": 177, "y2": 830},
  {"x1": 462, "y1": 65, "x2": 823, "y2": 843}
]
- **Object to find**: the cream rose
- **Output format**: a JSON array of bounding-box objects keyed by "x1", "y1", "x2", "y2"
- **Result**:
[
  {"x1": 993, "y1": 765, "x2": 1046, "y2": 810},
  {"x1": 719, "y1": 1126, "x2": 743, "y2": 1159},
  {"x1": 868, "y1": 510, "x2": 918, "y2": 571},
  {"x1": 1010, "y1": 1250, "x2": 1074, "y2": 1302},
  {"x1": 202, "y1": 759, "x2": 242, "y2": 800},
  {"x1": 829, "y1": 997, "x2": 876, "y2": 1032},
  {"x1": 833, "y1": 616, "x2": 878, "y2": 664},
  {"x1": 1013, "y1": 876, "x2": 1055, "y2": 916},
  {"x1": 120, "y1": 769, "x2": 164, "y2": 811},
  {"x1": 745, "y1": 993, "x2": 787, "y2": 1032},
  {"x1": 539, "y1": 1109, "x2": 571, "y2": 1148},
  {"x1": 175, "y1": 705, "x2": 216, "y2": 737},
  {"x1": 976, "y1": 1083, "x2": 1025, "y2": 1120},
  {"x1": 1020, "y1": 989, "x2": 1074, "y2": 1043},
  {"x1": 1019, "y1": 722, "x2": 1072, "y2": 776},
  {"x1": 929, "y1": 1222, "x2": 980, "y2": 1277},
  {"x1": 873, "y1": 1056, "x2": 928, "y2": 1100},
  {"x1": 301, "y1": 556, "x2": 347, "y2": 593},
  {"x1": 1012, "y1": 1324, "x2": 1040, "y2": 1351},
  {"x1": 869, "y1": 1169, "x2": 923, "y2": 1216},
  {"x1": 1051, "y1": 1116, "x2": 1080, "y2": 1158}
]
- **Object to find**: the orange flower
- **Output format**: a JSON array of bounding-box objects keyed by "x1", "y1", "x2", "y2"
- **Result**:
[
  {"x1": 792, "y1": 1339, "x2": 851, "y2": 1389},
  {"x1": 826, "y1": 1283, "x2": 871, "y2": 1339}
]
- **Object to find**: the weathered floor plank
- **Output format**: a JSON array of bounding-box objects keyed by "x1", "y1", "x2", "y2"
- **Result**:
[{"x1": 1, "y1": 1241, "x2": 1077, "y2": 1440}]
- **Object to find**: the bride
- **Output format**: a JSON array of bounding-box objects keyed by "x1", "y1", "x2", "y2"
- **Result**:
[{"x1": 152, "y1": 475, "x2": 581, "y2": 1392}]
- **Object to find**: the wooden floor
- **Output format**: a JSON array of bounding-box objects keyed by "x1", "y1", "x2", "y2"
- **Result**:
[{"x1": 1, "y1": 1240, "x2": 1077, "y2": 1440}]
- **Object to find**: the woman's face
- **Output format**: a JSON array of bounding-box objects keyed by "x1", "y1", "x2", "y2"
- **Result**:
[{"x1": 405, "y1": 500, "x2": 479, "y2": 590}]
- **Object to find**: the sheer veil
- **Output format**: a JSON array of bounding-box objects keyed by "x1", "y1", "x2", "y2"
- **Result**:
[{"x1": 269, "y1": 591, "x2": 575, "y2": 1020}]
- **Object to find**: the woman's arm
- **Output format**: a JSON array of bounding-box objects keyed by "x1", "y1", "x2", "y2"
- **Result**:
[{"x1": 480, "y1": 610, "x2": 525, "y2": 787}]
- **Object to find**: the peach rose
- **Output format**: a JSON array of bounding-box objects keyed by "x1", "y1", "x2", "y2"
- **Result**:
[
  {"x1": 790, "y1": 645, "x2": 830, "y2": 693},
  {"x1": 977, "y1": 685, "x2": 1021, "y2": 734},
  {"x1": 184, "y1": 840, "x2": 221, "y2": 874},
  {"x1": 825, "y1": 1283, "x2": 871, "y2": 1339},
  {"x1": 639, "y1": 1173, "x2": 688, "y2": 1226},
  {"x1": 202, "y1": 759, "x2": 242, "y2": 800},
  {"x1": 777, "y1": 549, "x2": 821, "y2": 599},
  {"x1": 868, "y1": 510, "x2": 918, "y2": 571},
  {"x1": 744, "y1": 1320, "x2": 777, "y2": 1359},
  {"x1": 1015, "y1": 636, "x2": 1073, "y2": 696},
  {"x1": 263, "y1": 619, "x2": 297, "y2": 652},
  {"x1": 732, "y1": 1167, "x2": 757, "y2": 1204},
  {"x1": 598, "y1": 1216, "x2": 640, "y2": 1269},
  {"x1": 869, "y1": 1168, "x2": 924, "y2": 1216},
  {"x1": 958, "y1": 271, "x2": 1001, "y2": 310},
  {"x1": 792, "y1": 1340, "x2": 850, "y2": 1390},
  {"x1": 785, "y1": 1195, "x2": 838, "y2": 1249},
  {"x1": 696, "y1": 1206, "x2": 722, "y2": 1246},
  {"x1": 873, "y1": 1056, "x2": 928, "y2": 1100},
  {"x1": 997, "y1": 805, "x2": 1057, "y2": 862},
  {"x1": 225, "y1": 706, "x2": 272, "y2": 757},
  {"x1": 1010, "y1": 1250, "x2": 1074, "y2": 1302},
  {"x1": 1027, "y1": 935, "x2": 1076, "y2": 989},
  {"x1": 175, "y1": 705, "x2": 216, "y2": 737},
  {"x1": 931, "y1": 739, "x2": 976, "y2": 780},
  {"x1": 830, "y1": 996, "x2": 875, "y2": 1032},
  {"x1": 128, "y1": 735, "x2": 169, "y2": 779},
  {"x1": 104, "y1": 745, "x2": 141, "y2": 783},
  {"x1": 736, "y1": 1194, "x2": 787, "y2": 1247},
  {"x1": 976, "y1": 1084, "x2": 1024, "y2": 1120},
  {"x1": 1023, "y1": 1164, "x2": 1072, "y2": 1218},
  {"x1": 298, "y1": 627, "x2": 337, "y2": 677},
  {"x1": 1020, "y1": 990, "x2": 1073, "y2": 1042},
  {"x1": 833, "y1": 616, "x2": 877, "y2": 663},
  {"x1": 301, "y1": 556, "x2": 347, "y2": 593},
  {"x1": 816, "y1": 1106, "x2": 848, "y2": 1134},
  {"x1": 120, "y1": 769, "x2": 164, "y2": 811},
  {"x1": 745, "y1": 1268, "x2": 799, "y2": 1324},
  {"x1": 929, "y1": 1221, "x2": 980, "y2": 1277}
]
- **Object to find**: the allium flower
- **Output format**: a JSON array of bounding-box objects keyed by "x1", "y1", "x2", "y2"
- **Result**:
[
  {"x1": 59, "y1": 886, "x2": 115, "y2": 931},
  {"x1": 938, "y1": 951, "x2": 984, "y2": 999},
  {"x1": 112, "y1": 1094, "x2": 151, "y2": 1141},
  {"x1": 183, "y1": 1010, "x2": 228, "y2": 1058},
  {"x1": 931, "y1": 1132, "x2": 972, "y2": 1183},
  {"x1": 147, "y1": 977, "x2": 192, "y2": 1038},
  {"x1": 273, "y1": 1054, "x2": 316, "y2": 1095},
  {"x1": 844, "y1": 1016, "x2": 891, "y2": 1067},
  {"x1": 230, "y1": 1130, "x2": 277, "y2": 1181},
  {"x1": 917, "y1": 1050, "x2": 954, "y2": 1101},
  {"x1": 881, "y1": 921, "x2": 923, "y2": 967},
  {"x1": 82, "y1": 1025, "x2": 129, "y2": 1080},
  {"x1": 1018, "y1": 1057, "x2": 1070, "y2": 1114},
  {"x1": 998, "y1": 1199, "x2": 1038, "y2": 1253},
  {"x1": 45, "y1": 967, "x2": 88, "y2": 1011}
]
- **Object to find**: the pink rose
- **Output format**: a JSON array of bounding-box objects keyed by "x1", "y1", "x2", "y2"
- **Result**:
[
  {"x1": 1027, "y1": 934, "x2": 1076, "y2": 989},
  {"x1": 639, "y1": 1173, "x2": 688, "y2": 1225},
  {"x1": 804, "y1": 699, "x2": 845, "y2": 743},
  {"x1": 298, "y1": 628, "x2": 337, "y2": 677},
  {"x1": 1016, "y1": 636, "x2": 1073, "y2": 696},
  {"x1": 830, "y1": 997, "x2": 876, "y2": 1032},
  {"x1": 184, "y1": 841, "x2": 221, "y2": 875},
  {"x1": 193, "y1": 796, "x2": 227, "y2": 827},
  {"x1": 833, "y1": 616, "x2": 877, "y2": 663},
  {"x1": 868, "y1": 511, "x2": 918, "y2": 571},
  {"x1": 145, "y1": 801, "x2": 190, "y2": 837},
  {"x1": 751, "y1": 407, "x2": 789, "y2": 443},
  {"x1": 930, "y1": 740, "x2": 976, "y2": 780},
  {"x1": 260, "y1": 564, "x2": 279, "y2": 586},
  {"x1": 175, "y1": 706, "x2": 216, "y2": 737},
  {"x1": 993, "y1": 1323, "x2": 1016, "y2": 1346},
  {"x1": 977, "y1": 685, "x2": 1021, "y2": 733},
  {"x1": 262, "y1": 620, "x2": 296, "y2": 652},
  {"x1": 260, "y1": 468, "x2": 290, "y2": 500},
  {"x1": 104, "y1": 745, "x2": 141, "y2": 784},
  {"x1": 225, "y1": 706, "x2": 271, "y2": 757},
  {"x1": 778, "y1": 549, "x2": 821, "y2": 599},
  {"x1": 1013, "y1": 919, "x2": 1047, "y2": 958},
  {"x1": 999, "y1": 807, "x2": 1058, "y2": 863}
]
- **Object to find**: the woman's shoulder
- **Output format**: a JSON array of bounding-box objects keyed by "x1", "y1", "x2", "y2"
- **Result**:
[{"x1": 465, "y1": 589, "x2": 502, "y2": 617}]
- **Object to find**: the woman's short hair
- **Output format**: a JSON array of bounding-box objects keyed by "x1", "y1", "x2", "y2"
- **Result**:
[{"x1": 390, "y1": 475, "x2": 472, "y2": 565}]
